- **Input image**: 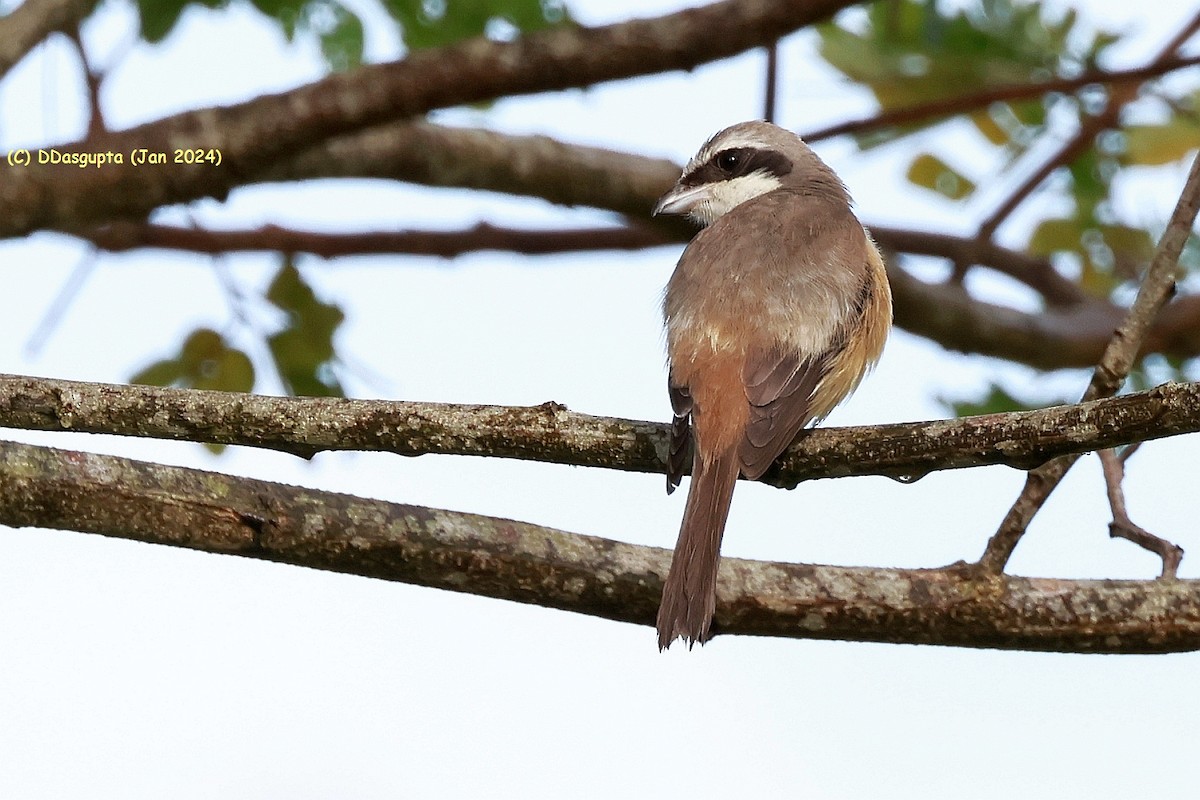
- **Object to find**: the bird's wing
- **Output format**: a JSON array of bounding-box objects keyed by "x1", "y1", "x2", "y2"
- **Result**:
[
  {"x1": 667, "y1": 378, "x2": 693, "y2": 494},
  {"x1": 738, "y1": 348, "x2": 830, "y2": 481}
]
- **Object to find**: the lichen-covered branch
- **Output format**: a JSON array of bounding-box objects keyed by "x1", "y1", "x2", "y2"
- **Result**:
[
  {"x1": 2, "y1": 374, "x2": 1199, "y2": 485},
  {"x1": 3, "y1": 437, "x2": 1199, "y2": 653}
]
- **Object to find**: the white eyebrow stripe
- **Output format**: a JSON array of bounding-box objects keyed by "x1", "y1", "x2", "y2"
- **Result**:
[{"x1": 684, "y1": 134, "x2": 784, "y2": 177}]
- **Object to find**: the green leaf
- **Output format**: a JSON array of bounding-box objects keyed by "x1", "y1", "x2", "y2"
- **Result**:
[
  {"x1": 195, "y1": 347, "x2": 256, "y2": 393},
  {"x1": 268, "y1": 327, "x2": 343, "y2": 397},
  {"x1": 129, "y1": 328, "x2": 256, "y2": 395},
  {"x1": 136, "y1": 0, "x2": 192, "y2": 42},
  {"x1": 906, "y1": 152, "x2": 976, "y2": 200},
  {"x1": 382, "y1": 0, "x2": 572, "y2": 50},
  {"x1": 316, "y1": 1, "x2": 365, "y2": 71},
  {"x1": 940, "y1": 383, "x2": 1055, "y2": 418},
  {"x1": 130, "y1": 358, "x2": 184, "y2": 387},
  {"x1": 1123, "y1": 119, "x2": 1200, "y2": 167},
  {"x1": 249, "y1": 0, "x2": 308, "y2": 38},
  {"x1": 1028, "y1": 217, "x2": 1082, "y2": 256},
  {"x1": 1067, "y1": 148, "x2": 1109, "y2": 220},
  {"x1": 266, "y1": 262, "x2": 345, "y2": 397},
  {"x1": 816, "y1": 0, "x2": 1121, "y2": 151},
  {"x1": 1098, "y1": 224, "x2": 1155, "y2": 266},
  {"x1": 970, "y1": 109, "x2": 1010, "y2": 146},
  {"x1": 940, "y1": 380, "x2": 1073, "y2": 419}
]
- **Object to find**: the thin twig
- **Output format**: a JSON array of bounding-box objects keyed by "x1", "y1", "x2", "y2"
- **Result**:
[
  {"x1": 81, "y1": 221, "x2": 675, "y2": 258},
  {"x1": 977, "y1": 147, "x2": 1200, "y2": 574},
  {"x1": 23, "y1": 249, "x2": 98, "y2": 357},
  {"x1": 976, "y1": 11, "x2": 1200, "y2": 241},
  {"x1": 764, "y1": 40, "x2": 779, "y2": 124},
  {"x1": 1098, "y1": 448, "x2": 1183, "y2": 578},
  {"x1": 801, "y1": 53, "x2": 1200, "y2": 143},
  {"x1": 64, "y1": 24, "x2": 105, "y2": 136}
]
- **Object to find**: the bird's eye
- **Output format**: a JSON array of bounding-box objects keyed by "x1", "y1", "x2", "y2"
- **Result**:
[{"x1": 715, "y1": 151, "x2": 740, "y2": 172}]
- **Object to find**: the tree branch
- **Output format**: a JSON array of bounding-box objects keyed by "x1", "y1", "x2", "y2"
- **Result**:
[
  {"x1": 3, "y1": 374, "x2": 1200, "y2": 485},
  {"x1": 1098, "y1": 446, "x2": 1184, "y2": 578},
  {"x1": 0, "y1": 0, "x2": 98, "y2": 79},
  {"x1": 801, "y1": 53, "x2": 1200, "y2": 143},
  {"x1": 4, "y1": 437, "x2": 1200, "y2": 653},
  {"x1": 886, "y1": 263, "x2": 1200, "y2": 369},
  {"x1": 31, "y1": 116, "x2": 1200, "y2": 370},
  {"x1": 80, "y1": 220, "x2": 674, "y2": 258},
  {"x1": 979, "y1": 147, "x2": 1200, "y2": 573},
  {"x1": 872, "y1": 225, "x2": 1086, "y2": 307},
  {"x1": 79, "y1": 217, "x2": 1089, "y2": 309},
  {"x1": 976, "y1": 11, "x2": 1200, "y2": 240},
  {"x1": 0, "y1": 0, "x2": 857, "y2": 237}
]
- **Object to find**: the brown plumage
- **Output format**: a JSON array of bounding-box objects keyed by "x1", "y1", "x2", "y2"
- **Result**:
[{"x1": 654, "y1": 121, "x2": 891, "y2": 649}]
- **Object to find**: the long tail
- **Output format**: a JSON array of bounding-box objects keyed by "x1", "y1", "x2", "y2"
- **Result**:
[{"x1": 656, "y1": 448, "x2": 740, "y2": 650}]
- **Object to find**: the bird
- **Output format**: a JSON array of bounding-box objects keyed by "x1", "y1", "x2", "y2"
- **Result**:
[{"x1": 653, "y1": 120, "x2": 892, "y2": 650}]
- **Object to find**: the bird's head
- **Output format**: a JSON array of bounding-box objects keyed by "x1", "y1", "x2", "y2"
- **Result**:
[{"x1": 653, "y1": 120, "x2": 848, "y2": 227}]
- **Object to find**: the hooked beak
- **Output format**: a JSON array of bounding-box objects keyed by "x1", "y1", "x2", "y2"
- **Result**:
[{"x1": 653, "y1": 183, "x2": 711, "y2": 217}]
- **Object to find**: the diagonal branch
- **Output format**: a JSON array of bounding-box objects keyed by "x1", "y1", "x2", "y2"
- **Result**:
[
  {"x1": 0, "y1": 0, "x2": 98, "y2": 79},
  {"x1": 801, "y1": 54, "x2": 1200, "y2": 144},
  {"x1": 978, "y1": 147, "x2": 1200, "y2": 573},
  {"x1": 2, "y1": 374, "x2": 1200, "y2": 485},
  {"x1": 3, "y1": 437, "x2": 1200, "y2": 653},
  {"x1": 976, "y1": 11, "x2": 1200, "y2": 241}
]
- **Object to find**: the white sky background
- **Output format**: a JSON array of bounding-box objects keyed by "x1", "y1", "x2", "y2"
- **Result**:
[{"x1": 1, "y1": 0, "x2": 1199, "y2": 797}]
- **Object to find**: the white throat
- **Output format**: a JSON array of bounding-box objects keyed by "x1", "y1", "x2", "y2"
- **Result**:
[{"x1": 688, "y1": 171, "x2": 783, "y2": 226}]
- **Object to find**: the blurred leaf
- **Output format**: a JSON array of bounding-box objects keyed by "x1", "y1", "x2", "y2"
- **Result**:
[
  {"x1": 135, "y1": 0, "x2": 194, "y2": 42},
  {"x1": 130, "y1": 358, "x2": 184, "y2": 387},
  {"x1": 383, "y1": 0, "x2": 572, "y2": 50},
  {"x1": 1028, "y1": 217, "x2": 1082, "y2": 256},
  {"x1": 180, "y1": 327, "x2": 224, "y2": 367},
  {"x1": 906, "y1": 152, "x2": 976, "y2": 199},
  {"x1": 1099, "y1": 224, "x2": 1155, "y2": 267},
  {"x1": 970, "y1": 109, "x2": 1009, "y2": 145},
  {"x1": 1180, "y1": 231, "x2": 1200, "y2": 275},
  {"x1": 940, "y1": 383, "x2": 1060, "y2": 418},
  {"x1": 1067, "y1": 148, "x2": 1108, "y2": 221},
  {"x1": 816, "y1": 0, "x2": 1120, "y2": 152},
  {"x1": 130, "y1": 328, "x2": 256, "y2": 395},
  {"x1": 266, "y1": 262, "x2": 345, "y2": 397},
  {"x1": 198, "y1": 347, "x2": 256, "y2": 393},
  {"x1": 316, "y1": 0, "x2": 365, "y2": 70},
  {"x1": 1123, "y1": 118, "x2": 1200, "y2": 167},
  {"x1": 250, "y1": 0, "x2": 310, "y2": 39}
]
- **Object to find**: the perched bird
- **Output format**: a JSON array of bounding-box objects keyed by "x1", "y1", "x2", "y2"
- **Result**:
[{"x1": 653, "y1": 120, "x2": 892, "y2": 650}]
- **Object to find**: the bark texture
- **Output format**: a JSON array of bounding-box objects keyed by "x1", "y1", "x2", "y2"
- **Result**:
[
  {"x1": 2, "y1": 374, "x2": 1199, "y2": 484},
  {"x1": 2, "y1": 438, "x2": 1197, "y2": 653}
]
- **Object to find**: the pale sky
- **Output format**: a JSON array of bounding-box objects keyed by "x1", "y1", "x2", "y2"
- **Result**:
[{"x1": 2, "y1": 1, "x2": 1198, "y2": 798}]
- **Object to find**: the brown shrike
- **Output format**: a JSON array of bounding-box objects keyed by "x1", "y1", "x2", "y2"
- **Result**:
[{"x1": 653, "y1": 120, "x2": 892, "y2": 650}]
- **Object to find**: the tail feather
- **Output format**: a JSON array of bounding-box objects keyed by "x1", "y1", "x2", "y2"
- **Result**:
[{"x1": 657, "y1": 449, "x2": 741, "y2": 650}]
